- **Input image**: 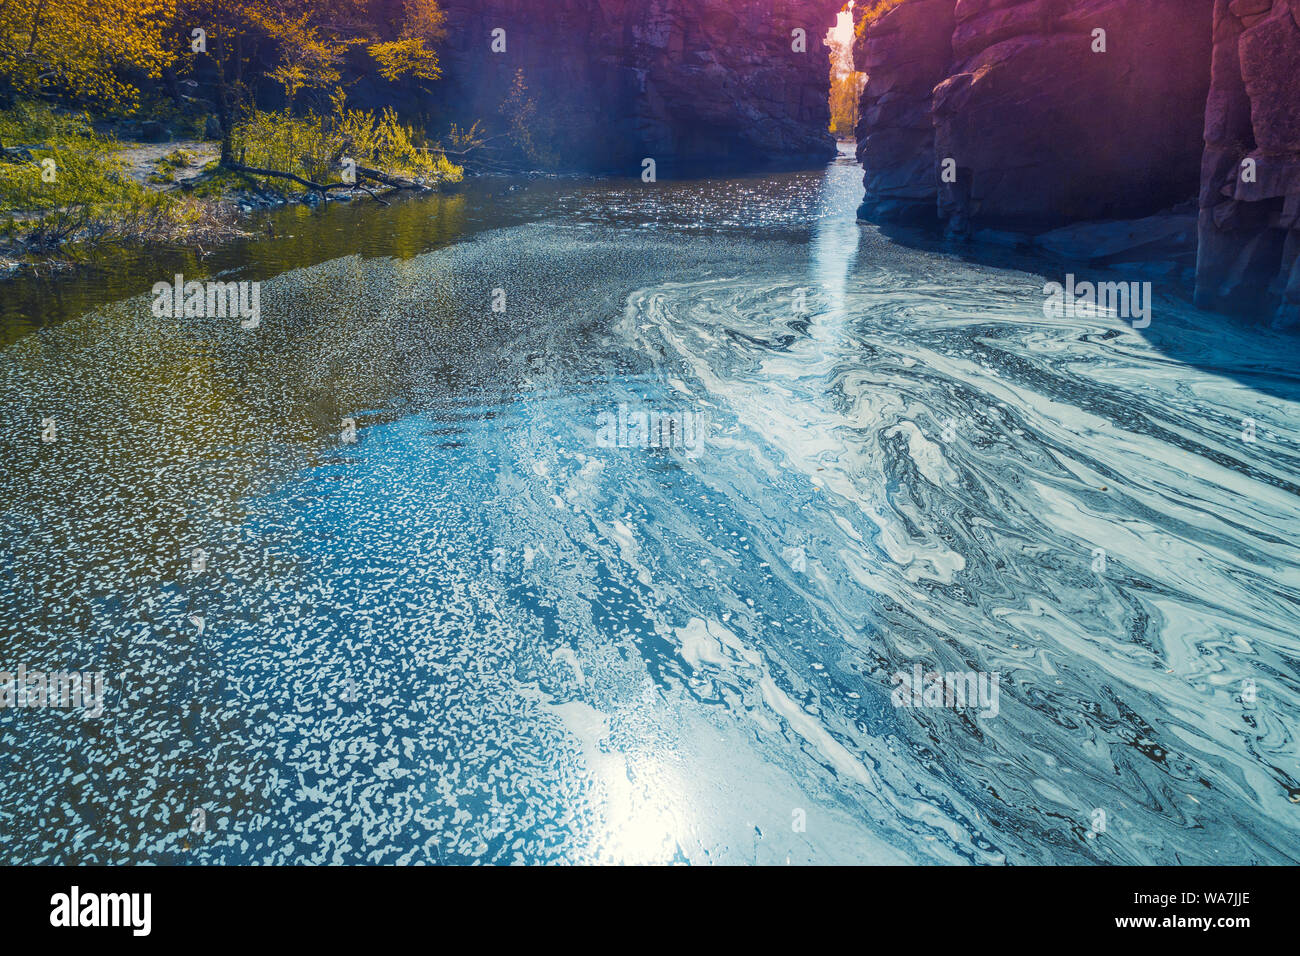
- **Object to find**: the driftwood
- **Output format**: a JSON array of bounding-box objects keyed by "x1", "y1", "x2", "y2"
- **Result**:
[
  {"x1": 232, "y1": 170, "x2": 284, "y2": 203},
  {"x1": 428, "y1": 133, "x2": 512, "y2": 159},
  {"x1": 222, "y1": 161, "x2": 351, "y2": 194},
  {"x1": 350, "y1": 182, "x2": 390, "y2": 206},
  {"x1": 221, "y1": 160, "x2": 427, "y2": 202},
  {"x1": 355, "y1": 165, "x2": 425, "y2": 190}
]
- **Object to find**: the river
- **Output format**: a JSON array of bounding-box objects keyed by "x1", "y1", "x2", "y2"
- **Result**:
[{"x1": 1, "y1": 144, "x2": 1298, "y2": 864}]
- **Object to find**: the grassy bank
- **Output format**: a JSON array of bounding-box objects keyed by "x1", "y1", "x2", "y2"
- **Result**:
[
  {"x1": 0, "y1": 103, "x2": 238, "y2": 272},
  {"x1": 0, "y1": 99, "x2": 465, "y2": 275}
]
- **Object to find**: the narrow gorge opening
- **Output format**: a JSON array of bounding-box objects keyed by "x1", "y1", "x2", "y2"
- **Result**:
[{"x1": 827, "y1": 3, "x2": 865, "y2": 143}]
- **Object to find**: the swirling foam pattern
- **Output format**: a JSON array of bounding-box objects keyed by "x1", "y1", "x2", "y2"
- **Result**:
[{"x1": 0, "y1": 147, "x2": 1297, "y2": 864}]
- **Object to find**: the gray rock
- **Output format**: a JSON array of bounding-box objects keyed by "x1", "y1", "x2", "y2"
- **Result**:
[
  {"x1": 854, "y1": 1, "x2": 1214, "y2": 234},
  {"x1": 854, "y1": 0, "x2": 955, "y2": 222},
  {"x1": 848, "y1": 0, "x2": 1300, "y2": 324},
  {"x1": 138, "y1": 120, "x2": 172, "y2": 143}
]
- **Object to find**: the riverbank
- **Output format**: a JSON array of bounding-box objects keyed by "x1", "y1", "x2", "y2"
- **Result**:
[
  {"x1": 0, "y1": 103, "x2": 465, "y2": 279},
  {"x1": 0, "y1": 143, "x2": 448, "y2": 278}
]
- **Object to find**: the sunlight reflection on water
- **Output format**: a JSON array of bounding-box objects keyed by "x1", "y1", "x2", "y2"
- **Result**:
[{"x1": 1, "y1": 145, "x2": 1298, "y2": 864}]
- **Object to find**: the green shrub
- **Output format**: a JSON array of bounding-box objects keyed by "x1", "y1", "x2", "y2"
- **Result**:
[
  {"x1": 0, "y1": 102, "x2": 229, "y2": 251},
  {"x1": 230, "y1": 93, "x2": 462, "y2": 190},
  {"x1": 157, "y1": 149, "x2": 196, "y2": 171}
]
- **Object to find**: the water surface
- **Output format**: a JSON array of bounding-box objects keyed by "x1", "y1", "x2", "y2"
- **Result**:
[{"x1": 2, "y1": 145, "x2": 1298, "y2": 864}]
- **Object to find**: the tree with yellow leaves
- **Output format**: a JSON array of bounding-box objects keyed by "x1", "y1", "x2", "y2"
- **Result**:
[
  {"x1": 173, "y1": 0, "x2": 449, "y2": 161},
  {"x1": 248, "y1": 9, "x2": 355, "y2": 113},
  {"x1": 370, "y1": 0, "x2": 447, "y2": 82},
  {"x1": 242, "y1": 0, "x2": 448, "y2": 108},
  {"x1": 0, "y1": 0, "x2": 178, "y2": 110}
]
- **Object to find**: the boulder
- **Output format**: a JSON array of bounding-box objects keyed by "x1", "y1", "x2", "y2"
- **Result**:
[
  {"x1": 854, "y1": 0, "x2": 1214, "y2": 234},
  {"x1": 138, "y1": 120, "x2": 172, "y2": 143},
  {"x1": 1035, "y1": 211, "x2": 1199, "y2": 266}
]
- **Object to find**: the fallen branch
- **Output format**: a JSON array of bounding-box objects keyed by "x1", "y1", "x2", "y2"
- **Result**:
[
  {"x1": 1, "y1": 145, "x2": 46, "y2": 163},
  {"x1": 223, "y1": 160, "x2": 425, "y2": 198},
  {"x1": 221, "y1": 161, "x2": 350, "y2": 195},
  {"x1": 356, "y1": 165, "x2": 425, "y2": 190},
  {"x1": 350, "y1": 182, "x2": 390, "y2": 206},
  {"x1": 429, "y1": 133, "x2": 512, "y2": 158}
]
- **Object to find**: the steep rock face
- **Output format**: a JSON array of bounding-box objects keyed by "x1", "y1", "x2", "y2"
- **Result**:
[
  {"x1": 853, "y1": 0, "x2": 1214, "y2": 233},
  {"x1": 431, "y1": 0, "x2": 842, "y2": 173},
  {"x1": 1195, "y1": 0, "x2": 1300, "y2": 325},
  {"x1": 853, "y1": 0, "x2": 955, "y2": 221},
  {"x1": 934, "y1": 0, "x2": 1214, "y2": 232}
]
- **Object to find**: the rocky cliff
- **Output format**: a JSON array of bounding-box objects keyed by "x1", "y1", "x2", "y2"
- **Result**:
[
  {"x1": 854, "y1": 0, "x2": 955, "y2": 222},
  {"x1": 1196, "y1": 0, "x2": 1300, "y2": 323},
  {"x1": 853, "y1": 0, "x2": 1299, "y2": 324},
  {"x1": 432, "y1": 0, "x2": 842, "y2": 174},
  {"x1": 856, "y1": 0, "x2": 1214, "y2": 230}
]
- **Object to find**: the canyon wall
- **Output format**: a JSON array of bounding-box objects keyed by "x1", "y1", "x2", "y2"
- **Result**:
[
  {"x1": 854, "y1": 0, "x2": 955, "y2": 223},
  {"x1": 854, "y1": 0, "x2": 1299, "y2": 324},
  {"x1": 428, "y1": 0, "x2": 842, "y2": 174},
  {"x1": 1196, "y1": 0, "x2": 1300, "y2": 322},
  {"x1": 855, "y1": 0, "x2": 1214, "y2": 230}
]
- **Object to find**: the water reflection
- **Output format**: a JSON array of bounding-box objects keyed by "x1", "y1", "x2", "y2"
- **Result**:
[{"x1": 1, "y1": 149, "x2": 1298, "y2": 865}]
